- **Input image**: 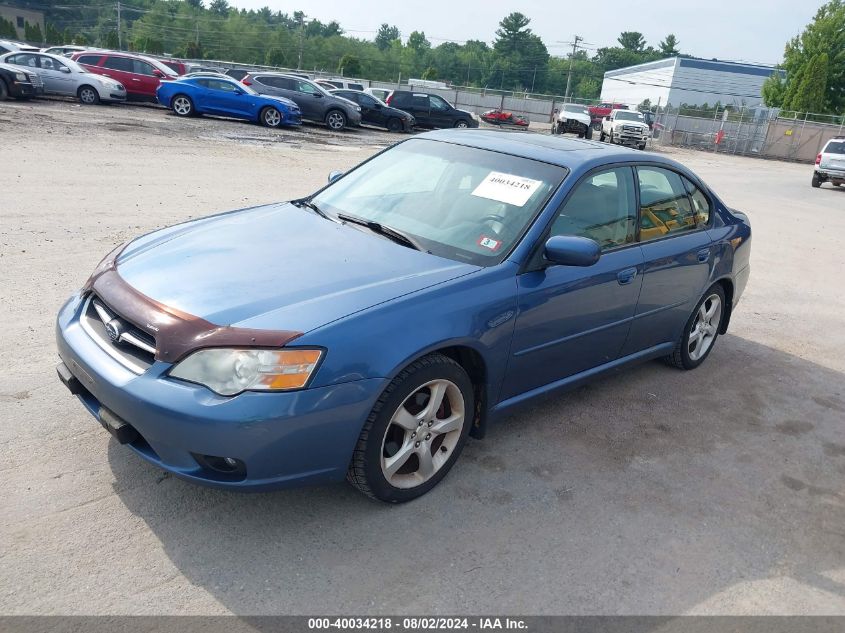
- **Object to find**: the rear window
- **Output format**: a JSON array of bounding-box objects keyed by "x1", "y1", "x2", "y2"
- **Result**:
[
  {"x1": 103, "y1": 56, "x2": 132, "y2": 72},
  {"x1": 349, "y1": 83, "x2": 363, "y2": 91},
  {"x1": 77, "y1": 54, "x2": 101, "y2": 65},
  {"x1": 390, "y1": 92, "x2": 410, "y2": 105},
  {"x1": 825, "y1": 141, "x2": 845, "y2": 155}
]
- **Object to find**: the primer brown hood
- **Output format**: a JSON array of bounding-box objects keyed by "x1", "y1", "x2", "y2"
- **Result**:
[{"x1": 83, "y1": 243, "x2": 302, "y2": 363}]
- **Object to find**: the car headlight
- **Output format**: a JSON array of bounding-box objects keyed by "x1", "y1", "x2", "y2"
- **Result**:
[
  {"x1": 169, "y1": 348, "x2": 323, "y2": 396},
  {"x1": 15, "y1": 72, "x2": 27, "y2": 82},
  {"x1": 355, "y1": 105, "x2": 361, "y2": 112}
]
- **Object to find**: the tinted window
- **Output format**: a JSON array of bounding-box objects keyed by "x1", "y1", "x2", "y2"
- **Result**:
[
  {"x1": 682, "y1": 177, "x2": 711, "y2": 227},
  {"x1": 336, "y1": 91, "x2": 357, "y2": 102},
  {"x1": 296, "y1": 80, "x2": 319, "y2": 94},
  {"x1": 132, "y1": 60, "x2": 155, "y2": 76},
  {"x1": 349, "y1": 83, "x2": 363, "y2": 90},
  {"x1": 637, "y1": 167, "x2": 697, "y2": 241},
  {"x1": 389, "y1": 92, "x2": 410, "y2": 106},
  {"x1": 77, "y1": 55, "x2": 101, "y2": 65},
  {"x1": 825, "y1": 141, "x2": 845, "y2": 155},
  {"x1": 324, "y1": 81, "x2": 342, "y2": 88},
  {"x1": 359, "y1": 94, "x2": 377, "y2": 107},
  {"x1": 411, "y1": 94, "x2": 429, "y2": 109},
  {"x1": 103, "y1": 56, "x2": 133, "y2": 72},
  {"x1": 550, "y1": 167, "x2": 636, "y2": 249},
  {"x1": 430, "y1": 95, "x2": 451, "y2": 111},
  {"x1": 259, "y1": 75, "x2": 293, "y2": 89},
  {"x1": 207, "y1": 79, "x2": 238, "y2": 92}
]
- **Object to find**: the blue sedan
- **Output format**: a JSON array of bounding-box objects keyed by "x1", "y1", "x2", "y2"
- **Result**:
[
  {"x1": 55, "y1": 131, "x2": 751, "y2": 502},
  {"x1": 156, "y1": 76, "x2": 301, "y2": 128}
]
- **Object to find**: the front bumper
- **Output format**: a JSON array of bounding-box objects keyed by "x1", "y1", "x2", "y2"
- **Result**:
[
  {"x1": 613, "y1": 128, "x2": 648, "y2": 144},
  {"x1": 56, "y1": 293, "x2": 385, "y2": 490},
  {"x1": 9, "y1": 81, "x2": 38, "y2": 98}
]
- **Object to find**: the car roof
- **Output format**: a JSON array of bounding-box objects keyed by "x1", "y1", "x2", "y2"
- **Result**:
[{"x1": 416, "y1": 129, "x2": 674, "y2": 170}]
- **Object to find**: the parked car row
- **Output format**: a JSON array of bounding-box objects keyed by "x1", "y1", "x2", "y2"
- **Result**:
[{"x1": 1, "y1": 44, "x2": 483, "y2": 136}]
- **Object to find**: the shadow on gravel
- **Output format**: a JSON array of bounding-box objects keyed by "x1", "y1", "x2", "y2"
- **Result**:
[{"x1": 107, "y1": 334, "x2": 845, "y2": 614}]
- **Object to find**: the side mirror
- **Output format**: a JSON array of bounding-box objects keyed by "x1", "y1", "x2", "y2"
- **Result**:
[
  {"x1": 60, "y1": 66, "x2": 71, "y2": 74},
  {"x1": 604, "y1": 116, "x2": 610, "y2": 121},
  {"x1": 543, "y1": 235, "x2": 601, "y2": 267},
  {"x1": 153, "y1": 70, "x2": 164, "y2": 78},
  {"x1": 314, "y1": 92, "x2": 323, "y2": 98},
  {"x1": 233, "y1": 88, "x2": 243, "y2": 95},
  {"x1": 328, "y1": 170, "x2": 343, "y2": 183}
]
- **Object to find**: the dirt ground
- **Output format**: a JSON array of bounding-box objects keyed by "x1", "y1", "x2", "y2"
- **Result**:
[{"x1": 1, "y1": 98, "x2": 844, "y2": 616}]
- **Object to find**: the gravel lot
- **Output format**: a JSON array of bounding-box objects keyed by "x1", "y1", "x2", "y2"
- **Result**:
[{"x1": 1, "y1": 98, "x2": 844, "y2": 616}]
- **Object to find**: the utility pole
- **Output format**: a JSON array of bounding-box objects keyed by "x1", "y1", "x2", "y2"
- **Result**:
[
  {"x1": 563, "y1": 35, "x2": 583, "y2": 102},
  {"x1": 116, "y1": 0, "x2": 122, "y2": 50},
  {"x1": 297, "y1": 13, "x2": 306, "y2": 70}
]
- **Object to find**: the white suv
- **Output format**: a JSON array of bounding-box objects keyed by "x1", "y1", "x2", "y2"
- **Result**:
[{"x1": 813, "y1": 137, "x2": 845, "y2": 188}]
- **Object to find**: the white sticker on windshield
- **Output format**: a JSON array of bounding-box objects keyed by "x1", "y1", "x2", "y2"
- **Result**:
[{"x1": 471, "y1": 172, "x2": 543, "y2": 207}]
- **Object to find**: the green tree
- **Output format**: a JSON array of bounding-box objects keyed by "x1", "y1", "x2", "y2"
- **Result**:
[
  {"x1": 492, "y1": 13, "x2": 549, "y2": 90},
  {"x1": 407, "y1": 31, "x2": 430, "y2": 55},
  {"x1": 493, "y1": 12, "x2": 531, "y2": 55},
  {"x1": 762, "y1": 71, "x2": 787, "y2": 107},
  {"x1": 209, "y1": 0, "x2": 230, "y2": 17},
  {"x1": 375, "y1": 24, "x2": 400, "y2": 51},
  {"x1": 183, "y1": 40, "x2": 203, "y2": 59},
  {"x1": 338, "y1": 53, "x2": 362, "y2": 77},
  {"x1": 24, "y1": 21, "x2": 44, "y2": 43},
  {"x1": 785, "y1": 52, "x2": 830, "y2": 112},
  {"x1": 421, "y1": 66, "x2": 438, "y2": 80},
  {"x1": 617, "y1": 31, "x2": 646, "y2": 52},
  {"x1": 265, "y1": 46, "x2": 287, "y2": 67},
  {"x1": 659, "y1": 34, "x2": 680, "y2": 56},
  {"x1": 104, "y1": 29, "x2": 119, "y2": 49},
  {"x1": 0, "y1": 17, "x2": 16, "y2": 38},
  {"x1": 186, "y1": 0, "x2": 204, "y2": 8},
  {"x1": 771, "y1": 0, "x2": 845, "y2": 114}
]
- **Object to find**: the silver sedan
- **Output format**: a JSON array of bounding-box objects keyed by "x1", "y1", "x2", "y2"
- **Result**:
[{"x1": 0, "y1": 51, "x2": 126, "y2": 104}]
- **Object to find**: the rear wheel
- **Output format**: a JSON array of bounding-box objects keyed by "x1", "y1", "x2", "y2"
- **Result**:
[
  {"x1": 78, "y1": 85, "x2": 99, "y2": 105},
  {"x1": 0, "y1": 80, "x2": 8, "y2": 101},
  {"x1": 386, "y1": 117, "x2": 403, "y2": 133},
  {"x1": 584, "y1": 125, "x2": 593, "y2": 140},
  {"x1": 171, "y1": 94, "x2": 193, "y2": 117},
  {"x1": 325, "y1": 109, "x2": 347, "y2": 131},
  {"x1": 665, "y1": 285, "x2": 725, "y2": 370},
  {"x1": 811, "y1": 172, "x2": 822, "y2": 188},
  {"x1": 261, "y1": 106, "x2": 282, "y2": 128},
  {"x1": 347, "y1": 353, "x2": 474, "y2": 503}
]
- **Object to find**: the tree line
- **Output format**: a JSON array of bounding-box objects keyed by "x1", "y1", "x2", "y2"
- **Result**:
[{"x1": 9, "y1": 0, "x2": 682, "y2": 99}]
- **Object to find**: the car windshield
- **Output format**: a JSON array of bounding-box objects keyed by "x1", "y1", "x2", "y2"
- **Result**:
[
  {"x1": 563, "y1": 104, "x2": 589, "y2": 115},
  {"x1": 825, "y1": 141, "x2": 845, "y2": 155},
  {"x1": 311, "y1": 139, "x2": 567, "y2": 265},
  {"x1": 615, "y1": 111, "x2": 644, "y2": 122}
]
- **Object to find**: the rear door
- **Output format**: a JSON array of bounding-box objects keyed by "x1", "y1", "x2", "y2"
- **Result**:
[
  {"x1": 620, "y1": 165, "x2": 713, "y2": 356},
  {"x1": 99, "y1": 55, "x2": 135, "y2": 93},
  {"x1": 408, "y1": 93, "x2": 432, "y2": 126},
  {"x1": 255, "y1": 75, "x2": 301, "y2": 112}
]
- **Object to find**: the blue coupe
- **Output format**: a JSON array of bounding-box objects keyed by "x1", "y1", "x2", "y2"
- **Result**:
[
  {"x1": 156, "y1": 76, "x2": 301, "y2": 128},
  {"x1": 56, "y1": 131, "x2": 751, "y2": 502}
]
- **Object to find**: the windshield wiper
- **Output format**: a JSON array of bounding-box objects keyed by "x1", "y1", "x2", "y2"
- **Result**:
[
  {"x1": 337, "y1": 213, "x2": 426, "y2": 252},
  {"x1": 291, "y1": 197, "x2": 333, "y2": 221}
]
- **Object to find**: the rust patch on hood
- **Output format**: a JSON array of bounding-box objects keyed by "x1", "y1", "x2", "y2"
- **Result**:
[{"x1": 83, "y1": 243, "x2": 302, "y2": 363}]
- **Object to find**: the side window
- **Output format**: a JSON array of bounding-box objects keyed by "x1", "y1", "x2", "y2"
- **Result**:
[
  {"x1": 42, "y1": 57, "x2": 67, "y2": 71},
  {"x1": 132, "y1": 60, "x2": 155, "y2": 76},
  {"x1": 297, "y1": 80, "x2": 319, "y2": 94},
  {"x1": 360, "y1": 95, "x2": 378, "y2": 107},
  {"x1": 636, "y1": 167, "x2": 697, "y2": 241},
  {"x1": 208, "y1": 79, "x2": 237, "y2": 92},
  {"x1": 430, "y1": 95, "x2": 450, "y2": 111},
  {"x1": 682, "y1": 177, "x2": 711, "y2": 227},
  {"x1": 549, "y1": 167, "x2": 637, "y2": 250},
  {"x1": 349, "y1": 83, "x2": 364, "y2": 91},
  {"x1": 77, "y1": 55, "x2": 101, "y2": 65},
  {"x1": 103, "y1": 56, "x2": 132, "y2": 72},
  {"x1": 411, "y1": 94, "x2": 429, "y2": 109},
  {"x1": 11, "y1": 54, "x2": 37, "y2": 67},
  {"x1": 195, "y1": 79, "x2": 210, "y2": 88}
]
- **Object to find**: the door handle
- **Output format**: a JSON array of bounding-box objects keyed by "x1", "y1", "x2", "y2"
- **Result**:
[
  {"x1": 697, "y1": 248, "x2": 710, "y2": 263},
  {"x1": 617, "y1": 267, "x2": 637, "y2": 285}
]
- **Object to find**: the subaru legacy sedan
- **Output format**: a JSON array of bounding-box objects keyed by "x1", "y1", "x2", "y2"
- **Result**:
[{"x1": 56, "y1": 131, "x2": 751, "y2": 503}]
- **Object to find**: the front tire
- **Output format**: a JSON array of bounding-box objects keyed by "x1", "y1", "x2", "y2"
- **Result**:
[
  {"x1": 0, "y1": 80, "x2": 8, "y2": 101},
  {"x1": 347, "y1": 353, "x2": 474, "y2": 503},
  {"x1": 584, "y1": 125, "x2": 593, "y2": 140},
  {"x1": 171, "y1": 94, "x2": 193, "y2": 117},
  {"x1": 599, "y1": 130, "x2": 606, "y2": 142},
  {"x1": 325, "y1": 109, "x2": 347, "y2": 131},
  {"x1": 260, "y1": 106, "x2": 283, "y2": 128},
  {"x1": 78, "y1": 85, "x2": 99, "y2": 105},
  {"x1": 454, "y1": 119, "x2": 470, "y2": 128},
  {"x1": 386, "y1": 117, "x2": 403, "y2": 133},
  {"x1": 665, "y1": 285, "x2": 726, "y2": 370},
  {"x1": 638, "y1": 141, "x2": 647, "y2": 150},
  {"x1": 812, "y1": 172, "x2": 822, "y2": 188}
]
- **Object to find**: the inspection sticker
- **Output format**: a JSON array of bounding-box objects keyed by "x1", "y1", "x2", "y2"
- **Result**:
[
  {"x1": 471, "y1": 171, "x2": 543, "y2": 207},
  {"x1": 477, "y1": 235, "x2": 502, "y2": 251}
]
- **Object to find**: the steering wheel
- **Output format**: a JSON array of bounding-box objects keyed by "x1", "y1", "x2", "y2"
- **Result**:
[{"x1": 479, "y1": 213, "x2": 508, "y2": 232}]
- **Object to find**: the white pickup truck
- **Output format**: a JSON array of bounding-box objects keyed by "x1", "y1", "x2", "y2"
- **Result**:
[{"x1": 600, "y1": 109, "x2": 650, "y2": 150}]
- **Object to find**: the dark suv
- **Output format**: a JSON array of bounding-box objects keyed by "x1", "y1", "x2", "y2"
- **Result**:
[
  {"x1": 244, "y1": 73, "x2": 361, "y2": 131},
  {"x1": 385, "y1": 91, "x2": 477, "y2": 129}
]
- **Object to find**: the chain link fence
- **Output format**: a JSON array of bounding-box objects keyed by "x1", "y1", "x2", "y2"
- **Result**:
[{"x1": 650, "y1": 105, "x2": 845, "y2": 163}]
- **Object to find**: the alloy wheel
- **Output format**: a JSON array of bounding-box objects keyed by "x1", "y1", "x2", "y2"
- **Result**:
[
  {"x1": 327, "y1": 111, "x2": 345, "y2": 130},
  {"x1": 688, "y1": 293, "x2": 722, "y2": 361},
  {"x1": 263, "y1": 108, "x2": 281, "y2": 127},
  {"x1": 455, "y1": 120, "x2": 469, "y2": 128},
  {"x1": 80, "y1": 88, "x2": 96, "y2": 104},
  {"x1": 380, "y1": 379, "x2": 465, "y2": 489},
  {"x1": 173, "y1": 97, "x2": 192, "y2": 116}
]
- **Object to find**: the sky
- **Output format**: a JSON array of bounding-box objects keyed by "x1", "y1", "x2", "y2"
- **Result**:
[{"x1": 230, "y1": 0, "x2": 825, "y2": 66}]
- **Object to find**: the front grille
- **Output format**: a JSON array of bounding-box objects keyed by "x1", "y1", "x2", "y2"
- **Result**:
[
  {"x1": 28, "y1": 73, "x2": 43, "y2": 88},
  {"x1": 79, "y1": 294, "x2": 156, "y2": 373}
]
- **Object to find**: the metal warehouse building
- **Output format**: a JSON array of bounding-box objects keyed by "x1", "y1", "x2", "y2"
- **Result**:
[{"x1": 599, "y1": 57, "x2": 783, "y2": 108}]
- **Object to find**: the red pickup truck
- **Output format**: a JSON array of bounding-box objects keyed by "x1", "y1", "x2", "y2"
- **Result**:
[{"x1": 588, "y1": 102, "x2": 629, "y2": 130}]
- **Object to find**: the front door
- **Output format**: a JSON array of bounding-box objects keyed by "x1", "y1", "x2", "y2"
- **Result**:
[
  {"x1": 621, "y1": 166, "x2": 714, "y2": 355},
  {"x1": 501, "y1": 166, "x2": 643, "y2": 400},
  {"x1": 428, "y1": 95, "x2": 454, "y2": 128},
  {"x1": 204, "y1": 78, "x2": 251, "y2": 117},
  {"x1": 38, "y1": 55, "x2": 75, "y2": 95}
]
